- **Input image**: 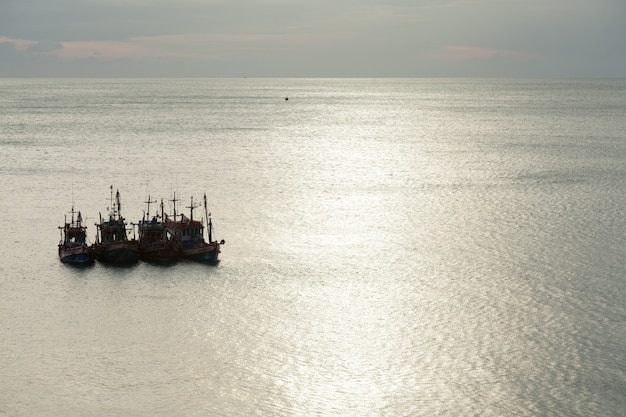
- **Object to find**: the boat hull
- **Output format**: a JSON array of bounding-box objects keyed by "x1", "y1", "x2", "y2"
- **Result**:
[
  {"x1": 96, "y1": 241, "x2": 139, "y2": 264},
  {"x1": 178, "y1": 242, "x2": 220, "y2": 263},
  {"x1": 139, "y1": 242, "x2": 178, "y2": 263},
  {"x1": 59, "y1": 245, "x2": 95, "y2": 265}
]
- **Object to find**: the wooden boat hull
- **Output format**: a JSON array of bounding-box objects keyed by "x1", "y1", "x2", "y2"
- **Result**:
[
  {"x1": 139, "y1": 242, "x2": 178, "y2": 263},
  {"x1": 59, "y1": 245, "x2": 95, "y2": 265},
  {"x1": 178, "y1": 242, "x2": 220, "y2": 263},
  {"x1": 96, "y1": 241, "x2": 139, "y2": 264}
]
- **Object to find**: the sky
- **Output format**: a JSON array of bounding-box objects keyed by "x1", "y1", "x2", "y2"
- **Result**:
[{"x1": 1, "y1": 0, "x2": 625, "y2": 77}]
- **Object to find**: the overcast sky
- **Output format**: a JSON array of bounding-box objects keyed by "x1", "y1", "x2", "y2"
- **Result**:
[{"x1": 1, "y1": 0, "x2": 625, "y2": 77}]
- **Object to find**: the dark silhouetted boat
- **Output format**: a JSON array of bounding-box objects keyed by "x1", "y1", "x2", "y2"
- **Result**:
[
  {"x1": 94, "y1": 187, "x2": 139, "y2": 264},
  {"x1": 165, "y1": 193, "x2": 223, "y2": 263},
  {"x1": 58, "y1": 207, "x2": 95, "y2": 265},
  {"x1": 136, "y1": 196, "x2": 178, "y2": 263}
]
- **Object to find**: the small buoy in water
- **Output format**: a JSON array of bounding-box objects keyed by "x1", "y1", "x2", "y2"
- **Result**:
[{"x1": 285, "y1": 97, "x2": 289, "y2": 101}]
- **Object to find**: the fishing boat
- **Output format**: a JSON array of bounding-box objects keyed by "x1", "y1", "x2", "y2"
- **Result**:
[
  {"x1": 165, "y1": 193, "x2": 223, "y2": 263},
  {"x1": 58, "y1": 207, "x2": 95, "y2": 265},
  {"x1": 94, "y1": 187, "x2": 139, "y2": 264},
  {"x1": 136, "y1": 197, "x2": 178, "y2": 263}
]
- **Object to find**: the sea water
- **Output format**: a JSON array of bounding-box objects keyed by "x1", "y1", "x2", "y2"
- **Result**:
[{"x1": 0, "y1": 78, "x2": 625, "y2": 416}]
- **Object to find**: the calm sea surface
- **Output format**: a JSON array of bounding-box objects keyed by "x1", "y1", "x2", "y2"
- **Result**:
[{"x1": 1, "y1": 78, "x2": 625, "y2": 416}]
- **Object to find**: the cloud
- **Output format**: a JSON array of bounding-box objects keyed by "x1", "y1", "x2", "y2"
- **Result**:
[
  {"x1": 434, "y1": 45, "x2": 533, "y2": 62},
  {"x1": 27, "y1": 40, "x2": 64, "y2": 53},
  {"x1": 54, "y1": 40, "x2": 146, "y2": 59},
  {"x1": 0, "y1": 36, "x2": 37, "y2": 51}
]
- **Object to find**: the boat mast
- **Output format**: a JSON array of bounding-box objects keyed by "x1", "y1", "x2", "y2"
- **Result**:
[
  {"x1": 108, "y1": 185, "x2": 114, "y2": 220},
  {"x1": 187, "y1": 196, "x2": 199, "y2": 222},
  {"x1": 97, "y1": 212, "x2": 102, "y2": 243},
  {"x1": 160, "y1": 198, "x2": 167, "y2": 239},
  {"x1": 115, "y1": 189, "x2": 121, "y2": 220},
  {"x1": 170, "y1": 192, "x2": 179, "y2": 223},
  {"x1": 204, "y1": 193, "x2": 212, "y2": 243},
  {"x1": 144, "y1": 194, "x2": 156, "y2": 221}
]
